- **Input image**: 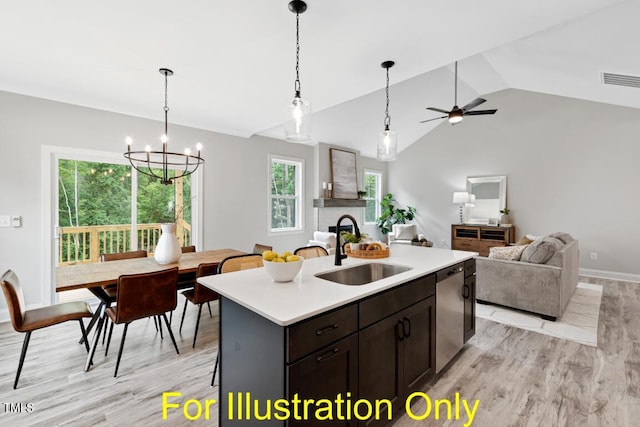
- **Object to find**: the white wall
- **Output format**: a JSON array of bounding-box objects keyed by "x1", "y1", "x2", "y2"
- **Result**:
[
  {"x1": 0, "y1": 90, "x2": 315, "y2": 309},
  {"x1": 389, "y1": 88, "x2": 640, "y2": 278}
]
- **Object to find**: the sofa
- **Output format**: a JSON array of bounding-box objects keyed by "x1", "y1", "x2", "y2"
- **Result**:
[
  {"x1": 476, "y1": 233, "x2": 579, "y2": 321},
  {"x1": 388, "y1": 224, "x2": 419, "y2": 245}
]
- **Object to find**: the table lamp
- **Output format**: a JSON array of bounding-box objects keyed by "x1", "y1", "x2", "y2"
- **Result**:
[{"x1": 452, "y1": 191, "x2": 470, "y2": 224}]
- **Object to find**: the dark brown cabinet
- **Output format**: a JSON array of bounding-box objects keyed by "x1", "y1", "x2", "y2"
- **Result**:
[
  {"x1": 463, "y1": 259, "x2": 476, "y2": 343},
  {"x1": 358, "y1": 276, "x2": 436, "y2": 426}
]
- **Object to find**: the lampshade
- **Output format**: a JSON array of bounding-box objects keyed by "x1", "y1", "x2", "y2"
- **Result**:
[{"x1": 452, "y1": 191, "x2": 470, "y2": 204}]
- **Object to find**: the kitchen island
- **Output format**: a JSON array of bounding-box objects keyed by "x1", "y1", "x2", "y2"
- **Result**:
[{"x1": 199, "y1": 245, "x2": 477, "y2": 426}]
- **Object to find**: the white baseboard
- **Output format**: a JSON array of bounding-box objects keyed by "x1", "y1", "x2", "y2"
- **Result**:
[{"x1": 580, "y1": 268, "x2": 640, "y2": 284}]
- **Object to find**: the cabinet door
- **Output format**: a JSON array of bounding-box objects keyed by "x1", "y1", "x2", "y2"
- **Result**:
[
  {"x1": 463, "y1": 275, "x2": 476, "y2": 343},
  {"x1": 287, "y1": 333, "x2": 358, "y2": 426},
  {"x1": 358, "y1": 313, "x2": 404, "y2": 426},
  {"x1": 402, "y1": 296, "x2": 435, "y2": 395}
]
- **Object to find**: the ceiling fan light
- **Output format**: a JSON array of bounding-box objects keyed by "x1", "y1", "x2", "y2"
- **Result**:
[
  {"x1": 448, "y1": 111, "x2": 463, "y2": 124},
  {"x1": 377, "y1": 129, "x2": 397, "y2": 161},
  {"x1": 285, "y1": 94, "x2": 311, "y2": 142}
]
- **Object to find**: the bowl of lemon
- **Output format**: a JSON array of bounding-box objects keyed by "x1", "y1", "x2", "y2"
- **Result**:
[{"x1": 262, "y1": 250, "x2": 303, "y2": 282}]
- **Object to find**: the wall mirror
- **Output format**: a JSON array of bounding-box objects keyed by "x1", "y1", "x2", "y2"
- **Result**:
[{"x1": 466, "y1": 175, "x2": 507, "y2": 224}]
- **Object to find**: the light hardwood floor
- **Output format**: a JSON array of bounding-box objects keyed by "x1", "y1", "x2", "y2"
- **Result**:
[{"x1": 0, "y1": 277, "x2": 638, "y2": 426}]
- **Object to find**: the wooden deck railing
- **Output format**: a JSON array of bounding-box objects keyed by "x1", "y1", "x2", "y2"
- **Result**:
[{"x1": 57, "y1": 222, "x2": 191, "y2": 266}]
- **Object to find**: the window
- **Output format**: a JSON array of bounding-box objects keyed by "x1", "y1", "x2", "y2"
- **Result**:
[
  {"x1": 270, "y1": 155, "x2": 303, "y2": 232},
  {"x1": 364, "y1": 170, "x2": 382, "y2": 224}
]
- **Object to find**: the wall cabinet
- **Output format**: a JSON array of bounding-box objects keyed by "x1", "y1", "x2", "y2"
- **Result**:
[{"x1": 451, "y1": 224, "x2": 515, "y2": 256}]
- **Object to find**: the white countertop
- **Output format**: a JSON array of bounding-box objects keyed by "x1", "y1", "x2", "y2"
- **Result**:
[{"x1": 198, "y1": 245, "x2": 477, "y2": 326}]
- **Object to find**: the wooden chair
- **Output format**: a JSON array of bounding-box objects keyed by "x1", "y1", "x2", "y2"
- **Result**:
[
  {"x1": 252, "y1": 243, "x2": 272, "y2": 255},
  {"x1": 179, "y1": 263, "x2": 219, "y2": 348},
  {"x1": 1, "y1": 270, "x2": 93, "y2": 389},
  {"x1": 294, "y1": 245, "x2": 329, "y2": 258},
  {"x1": 90, "y1": 267, "x2": 180, "y2": 377},
  {"x1": 212, "y1": 253, "x2": 264, "y2": 385},
  {"x1": 83, "y1": 250, "x2": 148, "y2": 344}
]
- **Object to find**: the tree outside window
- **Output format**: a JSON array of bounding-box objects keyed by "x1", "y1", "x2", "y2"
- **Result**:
[
  {"x1": 364, "y1": 170, "x2": 382, "y2": 224},
  {"x1": 270, "y1": 156, "x2": 303, "y2": 231}
]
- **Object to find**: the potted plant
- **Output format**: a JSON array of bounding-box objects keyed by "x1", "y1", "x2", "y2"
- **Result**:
[
  {"x1": 375, "y1": 193, "x2": 417, "y2": 237},
  {"x1": 499, "y1": 208, "x2": 511, "y2": 224},
  {"x1": 341, "y1": 231, "x2": 368, "y2": 250}
]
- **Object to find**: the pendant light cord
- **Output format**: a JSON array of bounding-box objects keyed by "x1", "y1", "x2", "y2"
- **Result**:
[
  {"x1": 384, "y1": 66, "x2": 391, "y2": 130},
  {"x1": 295, "y1": 11, "x2": 301, "y2": 95}
]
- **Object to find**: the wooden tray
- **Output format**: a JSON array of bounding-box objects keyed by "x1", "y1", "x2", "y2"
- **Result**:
[{"x1": 345, "y1": 247, "x2": 390, "y2": 259}]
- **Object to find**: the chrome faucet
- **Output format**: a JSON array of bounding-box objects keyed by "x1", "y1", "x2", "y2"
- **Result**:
[{"x1": 334, "y1": 214, "x2": 361, "y2": 266}]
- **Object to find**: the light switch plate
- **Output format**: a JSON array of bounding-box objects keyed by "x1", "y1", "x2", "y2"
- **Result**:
[
  {"x1": 11, "y1": 216, "x2": 22, "y2": 227},
  {"x1": 0, "y1": 215, "x2": 10, "y2": 227}
]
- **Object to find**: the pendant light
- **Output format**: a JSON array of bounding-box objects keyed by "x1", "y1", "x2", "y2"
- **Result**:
[
  {"x1": 284, "y1": 0, "x2": 311, "y2": 142},
  {"x1": 124, "y1": 68, "x2": 204, "y2": 185},
  {"x1": 377, "y1": 60, "x2": 397, "y2": 161}
]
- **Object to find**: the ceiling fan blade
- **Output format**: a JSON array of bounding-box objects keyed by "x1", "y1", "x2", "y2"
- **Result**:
[
  {"x1": 461, "y1": 98, "x2": 486, "y2": 112},
  {"x1": 463, "y1": 109, "x2": 497, "y2": 116},
  {"x1": 419, "y1": 116, "x2": 447, "y2": 123},
  {"x1": 426, "y1": 107, "x2": 450, "y2": 114}
]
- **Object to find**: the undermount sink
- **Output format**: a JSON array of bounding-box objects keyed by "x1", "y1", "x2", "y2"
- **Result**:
[{"x1": 315, "y1": 263, "x2": 412, "y2": 286}]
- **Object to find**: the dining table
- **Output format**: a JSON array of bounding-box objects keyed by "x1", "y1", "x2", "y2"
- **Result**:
[
  {"x1": 56, "y1": 248, "x2": 246, "y2": 292},
  {"x1": 55, "y1": 248, "x2": 246, "y2": 372}
]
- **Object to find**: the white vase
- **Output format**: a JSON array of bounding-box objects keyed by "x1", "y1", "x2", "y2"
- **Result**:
[{"x1": 154, "y1": 223, "x2": 182, "y2": 265}]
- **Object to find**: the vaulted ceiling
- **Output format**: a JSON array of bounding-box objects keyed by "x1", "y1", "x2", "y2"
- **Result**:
[{"x1": 1, "y1": 0, "x2": 637, "y2": 157}]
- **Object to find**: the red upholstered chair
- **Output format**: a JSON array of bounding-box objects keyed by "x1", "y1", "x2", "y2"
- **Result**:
[
  {"x1": 1, "y1": 270, "x2": 93, "y2": 389},
  {"x1": 88, "y1": 267, "x2": 180, "y2": 377},
  {"x1": 179, "y1": 262, "x2": 220, "y2": 348}
]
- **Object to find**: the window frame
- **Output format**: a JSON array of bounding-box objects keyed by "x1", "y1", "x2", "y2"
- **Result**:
[
  {"x1": 268, "y1": 154, "x2": 304, "y2": 234},
  {"x1": 363, "y1": 169, "x2": 383, "y2": 225}
]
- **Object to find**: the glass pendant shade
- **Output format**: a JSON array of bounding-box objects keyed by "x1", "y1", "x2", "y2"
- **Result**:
[
  {"x1": 377, "y1": 128, "x2": 397, "y2": 161},
  {"x1": 285, "y1": 94, "x2": 311, "y2": 142}
]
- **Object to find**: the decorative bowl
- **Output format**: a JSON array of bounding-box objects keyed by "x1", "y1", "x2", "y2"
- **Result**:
[{"x1": 263, "y1": 257, "x2": 304, "y2": 282}]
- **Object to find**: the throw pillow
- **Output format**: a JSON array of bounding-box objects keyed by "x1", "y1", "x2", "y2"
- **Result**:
[
  {"x1": 488, "y1": 245, "x2": 528, "y2": 261},
  {"x1": 520, "y1": 237, "x2": 562, "y2": 264},
  {"x1": 515, "y1": 236, "x2": 533, "y2": 246},
  {"x1": 394, "y1": 224, "x2": 416, "y2": 240},
  {"x1": 549, "y1": 232, "x2": 575, "y2": 244}
]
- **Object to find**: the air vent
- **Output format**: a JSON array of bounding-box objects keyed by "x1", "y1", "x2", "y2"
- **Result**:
[{"x1": 602, "y1": 72, "x2": 640, "y2": 89}]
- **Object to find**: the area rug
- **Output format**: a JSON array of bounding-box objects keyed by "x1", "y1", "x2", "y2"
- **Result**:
[{"x1": 475, "y1": 282, "x2": 603, "y2": 347}]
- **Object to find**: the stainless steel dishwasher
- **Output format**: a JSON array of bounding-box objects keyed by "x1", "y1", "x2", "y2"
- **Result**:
[{"x1": 435, "y1": 262, "x2": 465, "y2": 372}]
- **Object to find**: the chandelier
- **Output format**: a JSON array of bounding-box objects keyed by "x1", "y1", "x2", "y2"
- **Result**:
[{"x1": 124, "y1": 68, "x2": 204, "y2": 185}]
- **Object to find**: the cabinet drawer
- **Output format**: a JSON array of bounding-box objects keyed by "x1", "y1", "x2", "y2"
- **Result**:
[
  {"x1": 464, "y1": 259, "x2": 476, "y2": 277},
  {"x1": 452, "y1": 239, "x2": 476, "y2": 251},
  {"x1": 359, "y1": 274, "x2": 436, "y2": 328},
  {"x1": 287, "y1": 304, "x2": 357, "y2": 363}
]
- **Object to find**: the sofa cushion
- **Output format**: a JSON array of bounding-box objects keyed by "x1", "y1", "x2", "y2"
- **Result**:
[
  {"x1": 520, "y1": 237, "x2": 563, "y2": 264},
  {"x1": 515, "y1": 236, "x2": 533, "y2": 246},
  {"x1": 549, "y1": 232, "x2": 575, "y2": 244},
  {"x1": 393, "y1": 224, "x2": 417, "y2": 240},
  {"x1": 488, "y1": 244, "x2": 528, "y2": 261}
]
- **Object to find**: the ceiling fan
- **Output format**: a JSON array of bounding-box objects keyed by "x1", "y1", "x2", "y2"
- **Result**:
[{"x1": 420, "y1": 61, "x2": 497, "y2": 125}]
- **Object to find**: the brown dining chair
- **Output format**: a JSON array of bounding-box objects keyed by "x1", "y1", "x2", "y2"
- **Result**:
[
  {"x1": 92, "y1": 267, "x2": 180, "y2": 377},
  {"x1": 252, "y1": 243, "x2": 272, "y2": 255},
  {"x1": 179, "y1": 262, "x2": 219, "y2": 348},
  {"x1": 294, "y1": 245, "x2": 329, "y2": 258},
  {"x1": 211, "y1": 253, "x2": 264, "y2": 385},
  {"x1": 83, "y1": 250, "x2": 148, "y2": 345},
  {"x1": 181, "y1": 245, "x2": 196, "y2": 253},
  {"x1": 1, "y1": 269, "x2": 93, "y2": 389}
]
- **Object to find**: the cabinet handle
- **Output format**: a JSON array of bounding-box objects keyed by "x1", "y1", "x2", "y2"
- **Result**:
[
  {"x1": 403, "y1": 317, "x2": 411, "y2": 338},
  {"x1": 315, "y1": 324, "x2": 339, "y2": 336},
  {"x1": 462, "y1": 284, "x2": 470, "y2": 299},
  {"x1": 396, "y1": 320, "x2": 405, "y2": 341},
  {"x1": 316, "y1": 348, "x2": 339, "y2": 362}
]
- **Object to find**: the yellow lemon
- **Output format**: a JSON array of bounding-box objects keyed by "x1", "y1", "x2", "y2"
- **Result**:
[
  {"x1": 272, "y1": 257, "x2": 285, "y2": 263},
  {"x1": 286, "y1": 255, "x2": 300, "y2": 262},
  {"x1": 262, "y1": 250, "x2": 277, "y2": 261},
  {"x1": 281, "y1": 251, "x2": 292, "y2": 258}
]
